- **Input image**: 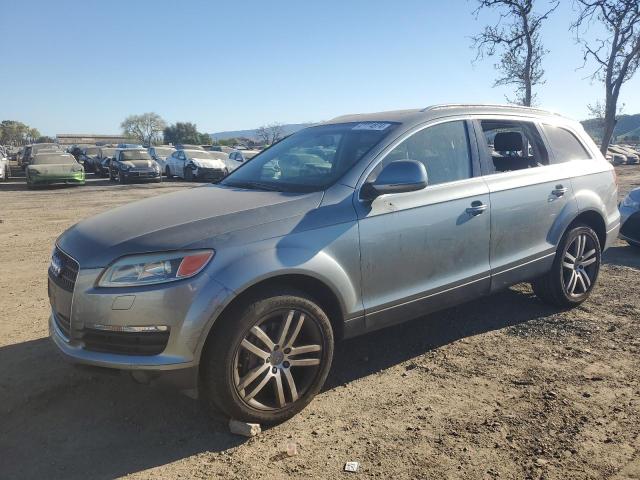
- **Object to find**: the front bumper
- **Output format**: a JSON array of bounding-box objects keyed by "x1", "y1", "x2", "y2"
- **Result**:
[
  {"x1": 31, "y1": 172, "x2": 85, "y2": 185},
  {"x1": 619, "y1": 204, "x2": 640, "y2": 244},
  {"x1": 122, "y1": 168, "x2": 160, "y2": 181},
  {"x1": 48, "y1": 261, "x2": 234, "y2": 385},
  {"x1": 194, "y1": 167, "x2": 226, "y2": 182}
]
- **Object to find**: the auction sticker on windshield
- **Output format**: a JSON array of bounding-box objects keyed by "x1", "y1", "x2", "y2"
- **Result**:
[{"x1": 352, "y1": 122, "x2": 392, "y2": 131}]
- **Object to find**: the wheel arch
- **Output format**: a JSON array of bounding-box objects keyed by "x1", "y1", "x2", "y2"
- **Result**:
[
  {"x1": 567, "y1": 209, "x2": 607, "y2": 249},
  {"x1": 198, "y1": 272, "x2": 346, "y2": 361}
]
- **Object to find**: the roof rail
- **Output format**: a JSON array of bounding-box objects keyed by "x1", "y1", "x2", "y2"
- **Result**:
[{"x1": 421, "y1": 103, "x2": 561, "y2": 116}]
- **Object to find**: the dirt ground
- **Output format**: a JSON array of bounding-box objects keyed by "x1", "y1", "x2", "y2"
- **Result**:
[{"x1": 1, "y1": 164, "x2": 639, "y2": 480}]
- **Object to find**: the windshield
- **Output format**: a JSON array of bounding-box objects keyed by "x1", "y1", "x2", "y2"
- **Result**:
[
  {"x1": 221, "y1": 122, "x2": 397, "y2": 192},
  {"x1": 154, "y1": 147, "x2": 174, "y2": 156},
  {"x1": 33, "y1": 154, "x2": 77, "y2": 165},
  {"x1": 84, "y1": 147, "x2": 100, "y2": 155},
  {"x1": 186, "y1": 150, "x2": 226, "y2": 160},
  {"x1": 121, "y1": 150, "x2": 152, "y2": 161},
  {"x1": 32, "y1": 144, "x2": 58, "y2": 154},
  {"x1": 102, "y1": 148, "x2": 116, "y2": 157}
]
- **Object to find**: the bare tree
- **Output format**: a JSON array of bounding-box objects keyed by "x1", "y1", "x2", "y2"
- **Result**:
[
  {"x1": 121, "y1": 112, "x2": 167, "y2": 146},
  {"x1": 255, "y1": 123, "x2": 285, "y2": 145},
  {"x1": 473, "y1": 0, "x2": 559, "y2": 106},
  {"x1": 573, "y1": 1, "x2": 640, "y2": 154}
]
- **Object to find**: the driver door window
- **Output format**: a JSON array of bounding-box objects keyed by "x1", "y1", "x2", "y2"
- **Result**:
[{"x1": 383, "y1": 121, "x2": 473, "y2": 186}]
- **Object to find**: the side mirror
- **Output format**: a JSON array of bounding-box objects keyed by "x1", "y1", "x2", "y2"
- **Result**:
[{"x1": 361, "y1": 160, "x2": 427, "y2": 201}]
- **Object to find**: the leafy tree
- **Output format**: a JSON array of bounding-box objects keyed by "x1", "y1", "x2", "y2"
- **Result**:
[
  {"x1": 163, "y1": 122, "x2": 210, "y2": 145},
  {"x1": 0, "y1": 120, "x2": 29, "y2": 145},
  {"x1": 472, "y1": 0, "x2": 559, "y2": 106},
  {"x1": 573, "y1": 0, "x2": 640, "y2": 153},
  {"x1": 120, "y1": 112, "x2": 167, "y2": 146}
]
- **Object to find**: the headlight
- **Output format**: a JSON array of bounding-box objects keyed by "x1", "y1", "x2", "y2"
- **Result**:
[
  {"x1": 622, "y1": 195, "x2": 640, "y2": 209},
  {"x1": 72, "y1": 165, "x2": 83, "y2": 172},
  {"x1": 98, "y1": 250, "x2": 214, "y2": 287},
  {"x1": 30, "y1": 169, "x2": 41, "y2": 175},
  {"x1": 119, "y1": 163, "x2": 131, "y2": 171}
]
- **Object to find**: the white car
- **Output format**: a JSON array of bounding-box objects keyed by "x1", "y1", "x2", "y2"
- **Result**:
[
  {"x1": 148, "y1": 145, "x2": 176, "y2": 171},
  {"x1": 0, "y1": 153, "x2": 9, "y2": 181},
  {"x1": 166, "y1": 149, "x2": 230, "y2": 182}
]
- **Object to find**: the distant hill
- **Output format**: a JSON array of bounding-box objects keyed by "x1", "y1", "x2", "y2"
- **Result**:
[
  {"x1": 582, "y1": 113, "x2": 640, "y2": 142},
  {"x1": 210, "y1": 123, "x2": 313, "y2": 141}
]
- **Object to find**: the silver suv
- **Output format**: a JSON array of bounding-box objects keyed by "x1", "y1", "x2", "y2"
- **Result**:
[{"x1": 49, "y1": 105, "x2": 620, "y2": 424}]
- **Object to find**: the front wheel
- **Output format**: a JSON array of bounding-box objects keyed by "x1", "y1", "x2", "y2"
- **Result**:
[
  {"x1": 184, "y1": 167, "x2": 194, "y2": 181},
  {"x1": 165, "y1": 166, "x2": 172, "y2": 179},
  {"x1": 118, "y1": 172, "x2": 127, "y2": 184},
  {"x1": 200, "y1": 288, "x2": 334, "y2": 425},
  {"x1": 532, "y1": 225, "x2": 601, "y2": 308}
]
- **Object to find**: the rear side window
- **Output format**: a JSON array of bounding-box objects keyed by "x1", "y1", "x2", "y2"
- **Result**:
[
  {"x1": 479, "y1": 120, "x2": 549, "y2": 173},
  {"x1": 542, "y1": 125, "x2": 592, "y2": 163},
  {"x1": 384, "y1": 120, "x2": 473, "y2": 186}
]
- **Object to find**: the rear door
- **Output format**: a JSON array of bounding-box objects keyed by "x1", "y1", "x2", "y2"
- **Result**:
[
  {"x1": 474, "y1": 118, "x2": 578, "y2": 291},
  {"x1": 356, "y1": 119, "x2": 491, "y2": 330}
]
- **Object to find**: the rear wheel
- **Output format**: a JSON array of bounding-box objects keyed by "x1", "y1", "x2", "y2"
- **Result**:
[
  {"x1": 118, "y1": 172, "x2": 127, "y2": 184},
  {"x1": 200, "y1": 288, "x2": 334, "y2": 425},
  {"x1": 532, "y1": 225, "x2": 601, "y2": 308}
]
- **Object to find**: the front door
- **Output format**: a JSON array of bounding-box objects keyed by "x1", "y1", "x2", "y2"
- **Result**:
[{"x1": 356, "y1": 119, "x2": 492, "y2": 330}]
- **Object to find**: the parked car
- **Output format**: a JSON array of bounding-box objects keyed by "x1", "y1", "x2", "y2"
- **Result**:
[
  {"x1": 620, "y1": 187, "x2": 640, "y2": 248},
  {"x1": 95, "y1": 147, "x2": 116, "y2": 177},
  {"x1": 165, "y1": 149, "x2": 229, "y2": 181},
  {"x1": 20, "y1": 143, "x2": 61, "y2": 169},
  {"x1": 49, "y1": 104, "x2": 619, "y2": 425},
  {"x1": 26, "y1": 152, "x2": 84, "y2": 188},
  {"x1": 148, "y1": 145, "x2": 176, "y2": 171},
  {"x1": 606, "y1": 148, "x2": 626, "y2": 165},
  {"x1": 79, "y1": 146, "x2": 102, "y2": 173},
  {"x1": 229, "y1": 149, "x2": 260, "y2": 163},
  {"x1": 0, "y1": 150, "x2": 9, "y2": 181},
  {"x1": 609, "y1": 145, "x2": 639, "y2": 164},
  {"x1": 109, "y1": 148, "x2": 161, "y2": 184}
]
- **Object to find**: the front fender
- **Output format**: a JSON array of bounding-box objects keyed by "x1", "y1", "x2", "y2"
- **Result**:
[{"x1": 193, "y1": 224, "x2": 362, "y2": 358}]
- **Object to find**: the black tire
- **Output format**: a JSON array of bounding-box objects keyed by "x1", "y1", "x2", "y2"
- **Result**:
[
  {"x1": 200, "y1": 288, "x2": 334, "y2": 425},
  {"x1": 118, "y1": 172, "x2": 127, "y2": 184},
  {"x1": 532, "y1": 224, "x2": 601, "y2": 308},
  {"x1": 165, "y1": 166, "x2": 172, "y2": 179},
  {"x1": 184, "y1": 167, "x2": 194, "y2": 181}
]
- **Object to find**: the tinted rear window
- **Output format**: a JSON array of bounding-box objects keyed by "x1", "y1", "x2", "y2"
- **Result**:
[{"x1": 542, "y1": 125, "x2": 592, "y2": 163}]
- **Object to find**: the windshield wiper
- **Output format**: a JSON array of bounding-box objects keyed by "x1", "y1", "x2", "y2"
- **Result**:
[{"x1": 224, "y1": 181, "x2": 283, "y2": 192}]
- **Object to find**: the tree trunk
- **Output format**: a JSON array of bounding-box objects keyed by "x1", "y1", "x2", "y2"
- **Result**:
[{"x1": 600, "y1": 90, "x2": 618, "y2": 155}]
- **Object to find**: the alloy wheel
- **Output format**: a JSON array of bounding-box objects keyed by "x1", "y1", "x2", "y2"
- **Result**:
[
  {"x1": 232, "y1": 309, "x2": 324, "y2": 411},
  {"x1": 562, "y1": 233, "x2": 598, "y2": 297}
]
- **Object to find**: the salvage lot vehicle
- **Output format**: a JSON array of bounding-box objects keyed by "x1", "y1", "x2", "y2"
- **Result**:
[
  {"x1": 148, "y1": 145, "x2": 176, "y2": 171},
  {"x1": 26, "y1": 152, "x2": 85, "y2": 188},
  {"x1": 79, "y1": 146, "x2": 102, "y2": 173},
  {"x1": 609, "y1": 145, "x2": 639, "y2": 164},
  {"x1": 165, "y1": 149, "x2": 229, "y2": 181},
  {"x1": 109, "y1": 148, "x2": 161, "y2": 184},
  {"x1": 95, "y1": 147, "x2": 116, "y2": 177},
  {"x1": 49, "y1": 104, "x2": 619, "y2": 425},
  {"x1": 20, "y1": 142, "x2": 61, "y2": 169},
  {"x1": 620, "y1": 186, "x2": 640, "y2": 247},
  {"x1": 0, "y1": 151, "x2": 9, "y2": 181}
]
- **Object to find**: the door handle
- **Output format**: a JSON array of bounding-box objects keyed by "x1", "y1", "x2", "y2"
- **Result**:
[
  {"x1": 466, "y1": 200, "x2": 488, "y2": 216},
  {"x1": 552, "y1": 185, "x2": 568, "y2": 197}
]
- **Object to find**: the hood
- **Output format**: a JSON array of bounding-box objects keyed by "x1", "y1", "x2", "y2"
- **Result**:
[
  {"x1": 57, "y1": 185, "x2": 323, "y2": 268},
  {"x1": 122, "y1": 160, "x2": 156, "y2": 169},
  {"x1": 29, "y1": 164, "x2": 81, "y2": 174},
  {"x1": 190, "y1": 157, "x2": 225, "y2": 169}
]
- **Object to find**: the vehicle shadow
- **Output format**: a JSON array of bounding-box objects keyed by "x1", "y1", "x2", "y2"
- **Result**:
[
  {"x1": 603, "y1": 244, "x2": 640, "y2": 269},
  {"x1": 0, "y1": 285, "x2": 555, "y2": 480}
]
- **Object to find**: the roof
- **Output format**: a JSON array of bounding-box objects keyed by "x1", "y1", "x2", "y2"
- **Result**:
[{"x1": 325, "y1": 103, "x2": 569, "y2": 128}]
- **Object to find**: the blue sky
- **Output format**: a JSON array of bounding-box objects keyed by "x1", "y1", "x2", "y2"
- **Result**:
[{"x1": 1, "y1": 0, "x2": 638, "y2": 136}]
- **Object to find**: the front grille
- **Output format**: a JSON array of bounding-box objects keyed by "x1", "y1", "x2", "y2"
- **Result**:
[
  {"x1": 54, "y1": 312, "x2": 71, "y2": 339},
  {"x1": 197, "y1": 167, "x2": 225, "y2": 180},
  {"x1": 48, "y1": 247, "x2": 79, "y2": 292},
  {"x1": 82, "y1": 329, "x2": 170, "y2": 356},
  {"x1": 621, "y1": 212, "x2": 640, "y2": 242}
]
